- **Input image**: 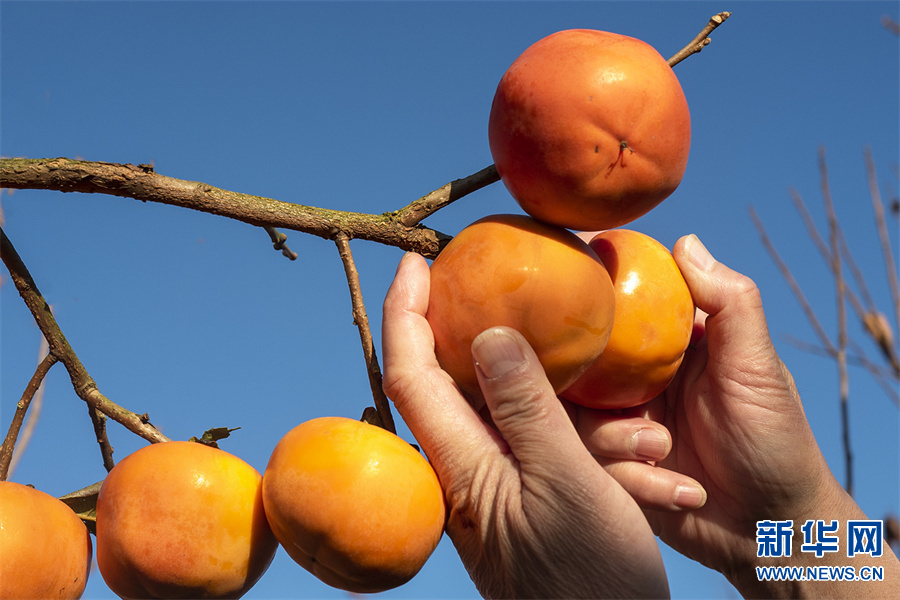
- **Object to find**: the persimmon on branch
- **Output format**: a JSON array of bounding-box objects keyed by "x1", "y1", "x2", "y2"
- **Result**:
[{"x1": 0, "y1": 11, "x2": 731, "y2": 477}]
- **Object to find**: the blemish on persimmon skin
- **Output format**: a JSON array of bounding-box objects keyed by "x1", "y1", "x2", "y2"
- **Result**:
[{"x1": 605, "y1": 140, "x2": 635, "y2": 176}]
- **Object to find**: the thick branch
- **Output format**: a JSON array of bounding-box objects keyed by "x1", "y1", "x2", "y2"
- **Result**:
[
  {"x1": 0, "y1": 158, "x2": 451, "y2": 259},
  {"x1": 1, "y1": 226, "x2": 171, "y2": 445}
]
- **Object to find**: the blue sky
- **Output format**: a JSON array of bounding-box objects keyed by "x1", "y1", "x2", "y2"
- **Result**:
[{"x1": 2, "y1": 2, "x2": 898, "y2": 599}]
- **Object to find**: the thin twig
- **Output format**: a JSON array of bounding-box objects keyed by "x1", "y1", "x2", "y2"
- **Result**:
[
  {"x1": 789, "y1": 188, "x2": 869, "y2": 327},
  {"x1": 865, "y1": 147, "x2": 900, "y2": 337},
  {"x1": 0, "y1": 352, "x2": 57, "y2": 481},
  {"x1": 667, "y1": 11, "x2": 732, "y2": 67},
  {"x1": 333, "y1": 232, "x2": 396, "y2": 434},
  {"x1": 1, "y1": 226, "x2": 171, "y2": 445},
  {"x1": 264, "y1": 226, "x2": 298, "y2": 261},
  {"x1": 749, "y1": 205, "x2": 836, "y2": 353},
  {"x1": 790, "y1": 186, "x2": 899, "y2": 375},
  {"x1": 781, "y1": 334, "x2": 900, "y2": 407},
  {"x1": 87, "y1": 406, "x2": 116, "y2": 472},
  {"x1": 395, "y1": 164, "x2": 499, "y2": 228},
  {"x1": 819, "y1": 147, "x2": 853, "y2": 497}
]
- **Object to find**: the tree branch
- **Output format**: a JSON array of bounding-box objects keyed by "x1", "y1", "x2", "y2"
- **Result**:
[
  {"x1": 87, "y1": 405, "x2": 116, "y2": 473},
  {"x1": 781, "y1": 335, "x2": 900, "y2": 407},
  {"x1": 668, "y1": 11, "x2": 732, "y2": 67},
  {"x1": 819, "y1": 147, "x2": 853, "y2": 497},
  {"x1": 1, "y1": 226, "x2": 171, "y2": 445},
  {"x1": 0, "y1": 158, "x2": 453, "y2": 259},
  {"x1": 789, "y1": 186, "x2": 900, "y2": 377},
  {"x1": 395, "y1": 164, "x2": 499, "y2": 227},
  {"x1": 333, "y1": 232, "x2": 396, "y2": 434},
  {"x1": 264, "y1": 226, "x2": 298, "y2": 261},
  {"x1": 0, "y1": 352, "x2": 57, "y2": 481},
  {"x1": 865, "y1": 147, "x2": 900, "y2": 341},
  {"x1": 749, "y1": 205, "x2": 836, "y2": 354}
]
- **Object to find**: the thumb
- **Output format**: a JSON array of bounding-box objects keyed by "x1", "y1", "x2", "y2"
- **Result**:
[
  {"x1": 471, "y1": 327, "x2": 590, "y2": 470},
  {"x1": 674, "y1": 234, "x2": 774, "y2": 362}
]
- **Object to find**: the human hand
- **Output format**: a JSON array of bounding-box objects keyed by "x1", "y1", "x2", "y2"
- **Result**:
[
  {"x1": 381, "y1": 251, "x2": 669, "y2": 599},
  {"x1": 582, "y1": 234, "x2": 900, "y2": 597}
]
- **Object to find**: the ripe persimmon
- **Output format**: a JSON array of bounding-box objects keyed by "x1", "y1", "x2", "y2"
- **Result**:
[
  {"x1": 426, "y1": 214, "x2": 615, "y2": 399},
  {"x1": 261, "y1": 417, "x2": 445, "y2": 593},
  {"x1": 95, "y1": 441, "x2": 278, "y2": 599},
  {"x1": 562, "y1": 229, "x2": 694, "y2": 409},
  {"x1": 0, "y1": 481, "x2": 92, "y2": 600},
  {"x1": 489, "y1": 29, "x2": 691, "y2": 231}
]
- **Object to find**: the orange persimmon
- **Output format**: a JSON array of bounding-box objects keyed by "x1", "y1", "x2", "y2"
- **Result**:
[{"x1": 489, "y1": 29, "x2": 691, "y2": 230}]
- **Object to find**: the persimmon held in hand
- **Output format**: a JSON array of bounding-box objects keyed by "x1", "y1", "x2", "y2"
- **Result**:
[
  {"x1": 489, "y1": 29, "x2": 691, "y2": 231},
  {"x1": 95, "y1": 441, "x2": 278, "y2": 599},
  {"x1": 426, "y1": 214, "x2": 615, "y2": 400},
  {"x1": 0, "y1": 481, "x2": 92, "y2": 600},
  {"x1": 261, "y1": 417, "x2": 445, "y2": 594},
  {"x1": 563, "y1": 229, "x2": 694, "y2": 409}
]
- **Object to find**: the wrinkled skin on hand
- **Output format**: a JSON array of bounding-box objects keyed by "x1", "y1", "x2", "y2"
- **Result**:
[
  {"x1": 382, "y1": 252, "x2": 670, "y2": 600},
  {"x1": 581, "y1": 234, "x2": 900, "y2": 599}
]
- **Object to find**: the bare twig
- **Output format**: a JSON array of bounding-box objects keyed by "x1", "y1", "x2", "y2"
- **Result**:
[
  {"x1": 87, "y1": 406, "x2": 116, "y2": 472},
  {"x1": 667, "y1": 11, "x2": 732, "y2": 67},
  {"x1": 0, "y1": 158, "x2": 452, "y2": 259},
  {"x1": 749, "y1": 205, "x2": 836, "y2": 353},
  {"x1": 790, "y1": 189, "x2": 869, "y2": 325},
  {"x1": 819, "y1": 147, "x2": 853, "y2": 497},
  {"x1": 395, "y1": 164, "x2": 499, "y2": 228},
  {"x1": 0, "y1": 352, "x2": 57, "y2": 481},
  {"x1": 781, "y1": 335, "x2": 899, "y2": 406},
  {"x1": 865, "y1": 147, "x2": 900, "y2": 337},
  {"x1": 790, "y1": 186, "x2": 899, "y2": 376},
  {"x1": 333, "y1": 232, "x2": 396, "y2": 434},
  {"x1": 264, "y1": 226, "x2": 298, "y2": 261},
  {"x1": 1, "y1": 226, "x2": 171, "y2": 445}
]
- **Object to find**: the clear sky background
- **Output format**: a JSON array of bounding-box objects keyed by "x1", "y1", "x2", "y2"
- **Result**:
[{"x1": 2, "y1": 2, "x2": 898, "y2": 599}]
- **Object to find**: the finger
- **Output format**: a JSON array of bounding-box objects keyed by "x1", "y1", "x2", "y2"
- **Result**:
[
  {"x1": 472, "y1": 327, "x2": 592, "y2": 472},
  {"x1": 674, "y1": 235, "x2": 805, "y2": 409},
  {"x1": 600, "y1": 459, "x2": 707, "y2": 511},
  {"x1": 381, "y1": 253, "x2": 501, "y2": 475},
  {"x1": 690, "y1": 307, "x2": 708, "y2": 347},
  {"x1": 574, "y1": 412, "x2": 672, "y2": 462},
  {"x1": 674, "y1": 235, "x2": 773, "y2": 361}
]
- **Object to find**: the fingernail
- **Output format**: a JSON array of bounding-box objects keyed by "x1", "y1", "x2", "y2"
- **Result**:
[
  {"x1": 631, "y1": 428, "x2": 669, "y2": 461},
  {"x1": 472, "y1": 328, "x2": 525, "y2": 379},
  {"x1": 674, "y1": 483, "x2": 707, "y2": 509},
  {"x1": 686, "y1": 234, "x2": 715, "y2": 272}
]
